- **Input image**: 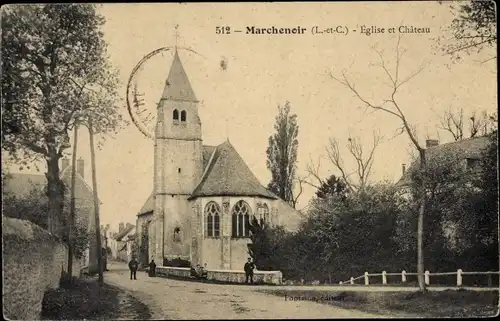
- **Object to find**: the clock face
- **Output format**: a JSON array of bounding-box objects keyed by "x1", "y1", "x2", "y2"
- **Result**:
[{"x1": 126, "y1": 46, "x2": 207, "y2": 139}]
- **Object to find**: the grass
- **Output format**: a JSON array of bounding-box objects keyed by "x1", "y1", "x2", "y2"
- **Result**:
[
  {"x1": 260, "y1": 288, "x2": 499, "y2": 317},
  {"x1": 41, "y1": 276, "x2": 151, "y2": 320}
]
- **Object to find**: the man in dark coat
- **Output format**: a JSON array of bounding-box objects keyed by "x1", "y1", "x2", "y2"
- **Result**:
[
  {"x1": 244, "y1": 258, "x2": 255, "y2": 284},
  {"x1": 129, "y1": 257, "x2": 139, "y2": 280},
  {"x1": 148, "y1": 259, "x2": 157, "y2": 277}
]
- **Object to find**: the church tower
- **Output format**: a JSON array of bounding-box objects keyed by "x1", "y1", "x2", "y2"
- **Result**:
[{"x1": 153, "y1": 49, "x2": 203, "y2": 263}]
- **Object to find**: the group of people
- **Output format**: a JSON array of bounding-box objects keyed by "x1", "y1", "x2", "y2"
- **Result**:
[
  {"x1": 190, "y1": 263, "x2": 208, "y2": 279},
  {"x1": 127, "y1": 257, "x2": 156, "y2": 280},
  {"x1": 128, "y1": 257, "x2": 256, "y2": 284}
]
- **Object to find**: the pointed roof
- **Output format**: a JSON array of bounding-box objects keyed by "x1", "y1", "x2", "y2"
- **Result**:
[
  {"x1": 161, "y1": 49, "x2": 198, "y2": 102},
  {"x1": 189, "y1": 140, "x2": 276, "y2": 200}
]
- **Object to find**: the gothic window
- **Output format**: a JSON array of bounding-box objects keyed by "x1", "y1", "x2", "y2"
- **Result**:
[
  {"x1": 244, "y1": 212, "x2": 250, "y2": 236},
  {"x1": 231, "y1": 200, "x2": 252, "y2": 238},
  {"x1": 205, "y1": 202, "x2": 221, "y2": 238},
  {"x1": 262, "y1": 203, "x2": 269, "y2": 225},
  {"x1": 214, "y1": 212, "x2": 220, "y2": 237},
  {"x1": 232, "y1": 212, "x2": 238, "y2": 237},
  {"x1": 173, "y1": 109, "x2": 179, "y2": 121},
  {"x1": 180, "y1": 110, "x2": 187, "y2": 122}
]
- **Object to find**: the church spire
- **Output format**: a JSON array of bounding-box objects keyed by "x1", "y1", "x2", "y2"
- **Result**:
[{"x1": 161, "y1": 47, "x2": 198, "y2": 102}]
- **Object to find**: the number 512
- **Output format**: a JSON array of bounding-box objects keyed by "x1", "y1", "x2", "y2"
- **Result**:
[{"x1": 216, "y1": 26, "x2": 231, "y2": 34}]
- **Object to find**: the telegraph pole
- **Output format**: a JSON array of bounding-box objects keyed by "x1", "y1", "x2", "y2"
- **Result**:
[
  {"x1": 88, "y1": 117, "x2": 104, "y2": 286},
  {"x1": 67, "y1": 122, "x2": 79, "y2": 281}
]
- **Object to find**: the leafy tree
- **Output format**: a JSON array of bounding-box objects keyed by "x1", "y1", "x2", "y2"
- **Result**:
[
  {"x1": 438, "y1": 0, "x2": 496, "y2": 63},
  {"x1": 1, "y1": 4, "x2": 126, "y2": 235},
  {"x1": 302, "y1": 183, "x2": 405, "y2": 282},
  {"x1": 266, "y1": 101, "x2": 300, "y2": 208},
  {"x1": 315, "y1": 174, "x2": 348, "y2": 200},
  {"x1": 400, "y1": 132, "x2": 499, "y2": 272},
  {"x1": 247, "y1": 217, "x2": 288, "y2": 271}
]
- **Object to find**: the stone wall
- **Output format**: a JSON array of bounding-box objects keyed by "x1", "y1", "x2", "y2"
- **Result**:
[
  {"x1": 155, "y1": 266, "x2": 283, "y2": 285},
  {"x1": 3, "y1": 216, "x2": 82, "y2": 320}
]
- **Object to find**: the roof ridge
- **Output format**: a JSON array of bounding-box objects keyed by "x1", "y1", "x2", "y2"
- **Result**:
[{"x1": 197, "y1": 144, "x2": 219, "y2": 190}]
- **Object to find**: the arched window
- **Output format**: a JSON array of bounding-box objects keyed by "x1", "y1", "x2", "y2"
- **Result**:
[
  {"x1": 173, "y1": 227, "x2": 181, "y2": 243},
  {"x1": 173, "y1": 109, "x2": 179, "y2": 121},
  {"x1": 205, "y1": 202, "x2": 221, "y2": 238},
  {"x1": 231, "y1": 200, "x2": 252, "y2": 238},
  {"x1": 180, "y1": 110, "x2": 187, "y2": 122},
  {"x1": 262, "y1": 203, "x2": 269, "y2": 225}
]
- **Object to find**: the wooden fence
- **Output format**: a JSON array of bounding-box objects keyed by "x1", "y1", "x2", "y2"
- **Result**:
[{"x1": 339, "y1": 270, "x2": 500, "y2": 287}]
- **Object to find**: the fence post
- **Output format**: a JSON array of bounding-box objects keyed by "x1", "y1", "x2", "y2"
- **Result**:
[
  {"x1": 364, "y1": 272, "x2": 369, "y2": 285},
  {"x1": 425, "y1": 270, "x2": 430, "y2": 285},
  {"x1": 402, "y1": 270, "x2": 406, "y2": 283},
  {"x1": 350, "y1": 277, "x2": 354, "y2": 285},
  {"x1": 382, "y1": 271, "x2": 387, "y2": 285},
  {"x1": 457, "y1": 269, "x2": 462, "y2": 287}
]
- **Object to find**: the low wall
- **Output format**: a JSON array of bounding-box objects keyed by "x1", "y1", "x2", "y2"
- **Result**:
[
  {"x1": 156, "y1": 266, "x2": 192, "y2": 278},
  {"x1": 2, "y1": 217, "x2": 82, "y2": 320},
  {"x1": 155, "y1": 266, "x2": 283, "y2": 285},
  {"x1": 207, "y1": 269, "x2": 283, "y2": 285}
]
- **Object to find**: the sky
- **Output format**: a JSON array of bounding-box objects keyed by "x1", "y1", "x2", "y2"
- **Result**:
[{"x1": 7, "y1": 2, "x2": 497, "y2": 233}]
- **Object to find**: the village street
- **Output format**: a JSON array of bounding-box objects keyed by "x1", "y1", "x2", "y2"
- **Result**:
[{"x1": 104, "y1": 261, "x2": 385, "y2": 319}]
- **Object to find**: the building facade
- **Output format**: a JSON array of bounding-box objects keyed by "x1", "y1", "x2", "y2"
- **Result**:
[{"x1": 136, "y1": 49, "x2": 302, "y2": 270}]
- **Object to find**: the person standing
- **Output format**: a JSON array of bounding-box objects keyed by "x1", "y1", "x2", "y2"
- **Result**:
[
  {"x1": 148, "y1": 259, "x2": 157, "y2": 277},
  {"x1": 244, "y1": 258, "x2": 255, "y2": 284},
  {"x1": 129, "y1": 257, "x2": 139, "y2": 280}
]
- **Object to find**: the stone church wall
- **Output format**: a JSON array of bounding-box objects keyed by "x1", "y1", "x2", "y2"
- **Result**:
[
  {"x1": 230, "y1": 239, "x2": 250, "y2": 270},
  {"x1": 201, "y1": 238, "x2": 221, "y2": 269},
  {"x1": 3, "y1": 216, "x2": 82, "y2": 320},
  {"x1": 163, "y1": 195, "x2": 192, "y2": 260}
]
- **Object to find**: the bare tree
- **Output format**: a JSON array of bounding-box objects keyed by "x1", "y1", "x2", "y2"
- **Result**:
[
  {"x1": 330, "y1": 35, "x2": 428, "y2": 292},
  {"x1": 439, "y1": 107, "x2": 497, "y2": 141},
  {"x1": 325, "y1": 133, "x2": 382, "y2": 193},
  {"x1": 289, "y1": 177, "x2": 305, "y2": 209}
]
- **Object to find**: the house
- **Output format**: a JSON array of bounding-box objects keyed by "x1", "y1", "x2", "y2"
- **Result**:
[
  {"x1": 396, "y1": 136, "x2": 490, "y2": 189},
  {"x1": 114, "y1": 223, "x2": 135, "y2": 262},
  {"x1": 136, "y1": 48, "x2": 303, "y2": 269},
  {"x1": 2, "y1": 158, "x2": 101, "y2": 273}
]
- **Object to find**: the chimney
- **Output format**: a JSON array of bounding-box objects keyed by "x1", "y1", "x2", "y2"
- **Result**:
[
  {"x1": 426, "y1": 139, "x2": 439, "y2": 148},
  {"x1": 77, "y1": 158, "x2": 84, "y2": 178},
  {"x1": 119, "y1": 222, "x2": 124, "y2": 232},
  {"x1": 61, "y1": 158, "x2": 70, "y2": 171},
  {"x1": 402, "y1": 164, "x2": 406, "y2": 175}
]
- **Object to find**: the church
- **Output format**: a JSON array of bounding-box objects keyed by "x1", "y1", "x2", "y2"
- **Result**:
[{"x1": 136, "y1": 49, "x2": 302, "y2": 270}]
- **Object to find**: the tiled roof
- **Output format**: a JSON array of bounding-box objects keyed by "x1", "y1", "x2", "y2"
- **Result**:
[
  {"x1": 138, "y1": 193, "x2": 154, "y2": 216},
  {"x1": 114, "y1": 225, "x2": 135, "y2": 241},
  {"x1": 397, "y1": 136, "x2": 490, "y2": 186},
  {"x1": 161, "y1": 49, "x2": 198, "y2": 102},
  {"x1": 3, "y1": 165, "x2": 97, "y2": 202},
  {"x1": 138, "y1": 145, "x2": 220, "y2": 216},
  {"x1": 189, "y1": 140, "x2": 276, "y2": 200}
]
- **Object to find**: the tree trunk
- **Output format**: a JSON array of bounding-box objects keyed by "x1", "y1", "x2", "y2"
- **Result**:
[
  {"x1": 417, "y1": 149, "x2": 427, "y2": 292},
  {"x1": 88, "y1": 119, "x2": 104, "y2": 286},
  {"x1": 45, "y1": 148, "x2": 64, "y2": 236},
  {"x1": 67, "y1": 124, "x2": 79, "y2": 281}
]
